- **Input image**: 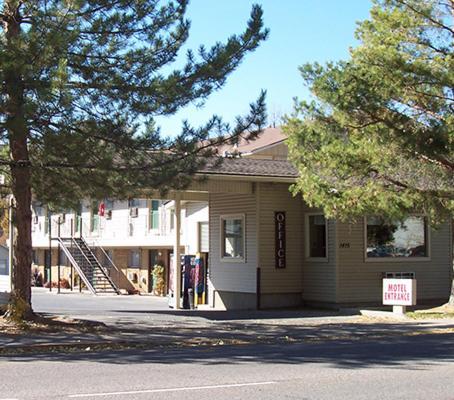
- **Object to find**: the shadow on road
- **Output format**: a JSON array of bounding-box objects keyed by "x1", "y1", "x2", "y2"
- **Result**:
[{"x1": 3, "y1": 322, "x2": 453, "y2": 370}]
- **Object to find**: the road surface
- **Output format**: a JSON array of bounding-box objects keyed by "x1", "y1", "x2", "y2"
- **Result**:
[{"x1": 1, "y1": 332, "x2": 453, "y2": 400}]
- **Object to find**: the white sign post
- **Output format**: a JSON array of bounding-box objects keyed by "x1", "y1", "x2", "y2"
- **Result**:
[{"x1": 383, "y1": 278, "x2": 416, "y2": 315}]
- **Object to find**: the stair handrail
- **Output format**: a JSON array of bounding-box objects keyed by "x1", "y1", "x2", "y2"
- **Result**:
[
  {"x1": 56, "y1": 238, "x2": 97, "y2": 295},
  {"x1": 76, "y1": 236, "x2": 120, "y2": 294},
  {"x1": 76, "y1": 217, "x2": 123, "y2": 278}
]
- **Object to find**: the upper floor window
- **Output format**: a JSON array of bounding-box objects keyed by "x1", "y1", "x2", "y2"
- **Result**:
[
  {"x1": 90, "y1": 201, "x2": 100, "y2": 232},
  {"x1": 170, "y1": 209, "x2": 175, "y2": 231},
  {"x1": 306, "y1": 214, "x2": 327, "y2": 259},
  {"x1": 150, "y1": 200, "x2": 160, "y2": 230},
  {"x1": 221, "y1": 215, "x2": 245, "y2": 261},
  {"x1": 366, "y1": 216, "x2": 428, "y2": 259},
  {"x1": 128, "y1": 198, "x2": 140, "y2": 208},
  {"x1": 105, "y1": 199, "x2": 114, "y2": 210}
]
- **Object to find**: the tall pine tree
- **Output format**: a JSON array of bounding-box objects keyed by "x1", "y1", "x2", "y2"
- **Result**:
[
  {"x1": 0, "y1": 0, "x2": 268, "y2": 319},
  {"x1": 285, "y1": 0, "x2": 453, "y2": 303}
]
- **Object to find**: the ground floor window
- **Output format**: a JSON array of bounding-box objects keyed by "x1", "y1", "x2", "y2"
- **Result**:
[
  {"x1": 129, "y1": 249, "x2": 141, "y2": 268},
  {"x1": 366, "y1": 216, "x2": 428, "y2": 258},
  {"x1": 306, "y1": 214, "x2": 327, "y2": 259},
  {"x1": 102, "y1": 249, "x2": 114, "y2": 268},
  {"x1": 0, "y1": 259, "x2": 8, "y2": 275},
  {"x1": 221, "y1": 215, "x2": 245, "y2": 261},
  {"x1": 32, "y1": 250, "x2": 39, "y2": 265},
  {"x1": 59, "y1": 248, "x2": 68, "y2": 266}
]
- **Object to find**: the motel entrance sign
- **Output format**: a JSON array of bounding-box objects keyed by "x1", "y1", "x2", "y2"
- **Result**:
[{"x1": 383, "y1": 275, "x2": 417, "y2": 314}]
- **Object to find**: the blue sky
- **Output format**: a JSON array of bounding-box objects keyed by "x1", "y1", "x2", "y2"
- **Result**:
[{"x1": 156, "y1": 0, "x2": 372, "y2": 137}]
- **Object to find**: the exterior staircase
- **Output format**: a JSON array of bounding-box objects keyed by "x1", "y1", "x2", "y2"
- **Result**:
[{"x1": 57, "y1": 236, "x2": 120, "y2": 295}]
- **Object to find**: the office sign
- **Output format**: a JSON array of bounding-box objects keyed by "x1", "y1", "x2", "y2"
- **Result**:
[{"x1": 275, "y1": 211, "x2": 286, "y2": 269}]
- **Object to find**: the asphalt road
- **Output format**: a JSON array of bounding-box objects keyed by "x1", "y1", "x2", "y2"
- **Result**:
[{"x1": 1, "y1": 332, "x2": 453, "y2": 400}]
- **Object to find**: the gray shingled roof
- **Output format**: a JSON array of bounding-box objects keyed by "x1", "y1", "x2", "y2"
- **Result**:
[{"x1": 198, "y1": 157, "x2": 299, "y2": 179}]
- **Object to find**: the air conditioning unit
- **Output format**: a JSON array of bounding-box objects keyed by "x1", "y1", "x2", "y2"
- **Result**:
[
  {"x1": 105, "y1": 210, "x2": 112, "y2": 220},
  {"x1": 130, "y1": 207, "x2": 138, "y2": 218}
]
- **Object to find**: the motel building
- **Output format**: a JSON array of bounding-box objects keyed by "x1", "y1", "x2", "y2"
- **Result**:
[{"x1": 30, "y1": 128, "x2": 453, "y2": 310}]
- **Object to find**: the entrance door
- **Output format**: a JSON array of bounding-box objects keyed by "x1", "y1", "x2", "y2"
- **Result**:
[{"x1": 148, "y1": 250, "x2": 159, "y2": 293}]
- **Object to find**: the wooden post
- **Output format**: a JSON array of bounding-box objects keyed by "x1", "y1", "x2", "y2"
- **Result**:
[
  {"x1": 173, "y1": 194, "x2": 181, "y2": 309},
  {"x1": 57, "y1": 216, "x2": 61, "y2": 294},
  {"x1": 48, "y1": 212, "x2": 52, "y2": 292},
  {"x1": 8, "y1": 196, "x2": 14, "y2": 293}
]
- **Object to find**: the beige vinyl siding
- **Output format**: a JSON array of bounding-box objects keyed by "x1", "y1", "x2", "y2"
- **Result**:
[
  {"x1": 209, "y1": 192, "x2": 257, "y2": 293},
  {"x1": 336, "y1": 220, "x2": 452, "y2": 304},
  {"x1": 189, "y1": 179, "x2": 254, "y2": 194},
  {"x1": 301, "y1": 206, "x2": 337, "y2": 303},
  {"x1": 248, "y1": 142, "x2": 289, "y2": 160},
  {"x1": 258, "y1": 183, "x2": 303, "y2": 294}
]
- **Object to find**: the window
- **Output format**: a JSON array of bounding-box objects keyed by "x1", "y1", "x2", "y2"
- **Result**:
[
  {"x1": 0, "y1": 259, "x2": 8, "y2": 276},
  {"x1": 150, "y1": 200, "x2": 160, "y2": 230},
  {"x1": 306, "y1": 214, "x2": 327, "y2": 259},
  {"x1": 128, "y1": 198, "x2": 140, "y2": 208},
  {"x1": 199, "y1": 221, "x2": 209, "y2": 253},
  {"x1": 221, "y1": 215, "x2": 245, "y2": 260},
  {"x1": 74, "y1": 203, "x2": 82, "y2": 233},
  {"x1": 366, "y1": 216, "x2": 428, "y2": 258},
  {"x1": 32, "y1": 250, "x2": 39, "y2": 265},
  {"x1": 102, "y1": 249, "x2": 114, "y2": 268},
  {"x1": 105, "y1": 199, "x2": 114, "y2": 210},
  {"x1": 170, "y1": 209, "x2": 175, "y2": 231},
  {"x1": 44, "y1": 207, "x2": 50, "y2": 234},
  {"x1": 59, "y1": 248, "x2": 68, "y2": 266},
  {"x1": 90, "y1": 201, "x2": 99, "y2": 232},
  {"x1": 129, "y1": 249, "x2": 141, "y2": 268}
]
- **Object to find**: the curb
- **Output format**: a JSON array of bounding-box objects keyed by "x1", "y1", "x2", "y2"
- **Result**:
[
  {"x1": 0, "y1": 337, "x2": 255, "y2": 356},
  {"x1": 1, "y1": 327, "x2": 454, "y2": 356}
]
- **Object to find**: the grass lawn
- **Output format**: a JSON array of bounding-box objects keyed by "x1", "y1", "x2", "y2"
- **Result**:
[{"x1": 407, "y1": 304, "x2": 454, "y2": 319}]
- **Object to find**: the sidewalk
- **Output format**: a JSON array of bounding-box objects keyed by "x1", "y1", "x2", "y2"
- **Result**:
[{"x1": 1, "y1": 289, "x2": 453, "y2": 355}]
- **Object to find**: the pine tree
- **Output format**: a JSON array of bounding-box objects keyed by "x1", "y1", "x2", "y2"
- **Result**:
[
  {"x1": 285, "y1": 0, "x2": 453, "y2": 304},
  {"x1": 0, "y1": 0, "x2": 268, "y2": 319}
]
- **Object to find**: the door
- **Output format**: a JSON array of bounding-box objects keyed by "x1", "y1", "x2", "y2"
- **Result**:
[{"x1": 148, "y1": 250, "x2": 159, "y2": 293}]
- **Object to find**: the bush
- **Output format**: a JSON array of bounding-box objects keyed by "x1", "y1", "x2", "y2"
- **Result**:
[
  {"x1": 43, "y1": 278, "x2": 70, "y2": 289},
  {"x1": 152, "y1": 265, "x2": 165, "y2": 296}
]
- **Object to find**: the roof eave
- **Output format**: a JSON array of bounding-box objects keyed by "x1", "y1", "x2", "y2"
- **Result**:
[{"x1": 195, "y1": 172, "x2": 297, "y2": 183}]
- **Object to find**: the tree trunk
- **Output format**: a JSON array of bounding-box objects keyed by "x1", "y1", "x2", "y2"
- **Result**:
[{"x1": 4, "y1": 1, "x2": 34, "y2": 319}]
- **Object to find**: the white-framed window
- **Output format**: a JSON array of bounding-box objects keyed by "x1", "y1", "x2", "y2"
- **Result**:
[
  {"x1": 220, "y1": 214, "x2": 245, "y2": 261},
  {"x1": 128, "y1": 198, "x2": 140, "y2": 208},
  {"x1": 305, "y1": 213, "x2": 328, "y2": 260},
  {"x1": 0, "y1": 259, "x2": 8, "y2": 276},
  {"x1": 105, "y1": 199, "x2": 114, "y2": 210},
  {"x1": 90, "y1": 201, "x2": 100, "y2": 232},
  {"x1": 365, "y1": 216, "x2": 429, "y2": 260},
  {"x1": 102, "y1": 249, "x2": 114, "y2": 269},
  {"x1": 129, "y1": 249, "x2": 141, "y2": 268},
  {"x1": 32, "y1": 250, "x2": 39, "y2": 265},
  {"x1": 149, "y1": 200, "x2": 160, "y2": 230},
  {"x1": 170, "y1": 209, "x2": 175, "y2": 231},
  {"x1": 199, "y1": 221, "x2": 209, "y2": 253},
  {"x1": 59, "y1": 248, "x2": 68, "y2": 266}
]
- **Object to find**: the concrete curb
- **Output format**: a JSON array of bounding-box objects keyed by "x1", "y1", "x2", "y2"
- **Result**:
[
  {"x1": 359, "y1": 309, "x2": 409, "y2": 320},
  {"x1": 2, "y1": 326, "x2": 454, "y2": 356}
]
